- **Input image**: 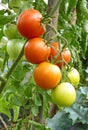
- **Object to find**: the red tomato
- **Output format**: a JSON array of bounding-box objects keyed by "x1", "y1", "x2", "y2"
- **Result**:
[
  {"x1": 24, "y1": 38, "x2": 50, "y2": 64},
  {"x1": 17, "y1": 9, "x2": 45, "y2": 39}
]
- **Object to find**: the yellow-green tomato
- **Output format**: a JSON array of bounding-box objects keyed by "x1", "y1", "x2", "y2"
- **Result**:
[
  {"x1": 51, "y1": 82, "x2": 76, "y2": 107},
  {"x1": 7, "y1": 39, "x2": 24, "y2": 59},
  {"x1": 67, "y1": 68, "x2": 80, "y2": 88}
]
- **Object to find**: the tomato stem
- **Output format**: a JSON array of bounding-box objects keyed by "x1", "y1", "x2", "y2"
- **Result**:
[
  {"x1": 47, "y1": 23, "x2": 68, "y2": 45},
  {"x1": 0, "y1": 40, "x2": 27, "y2": 94}
]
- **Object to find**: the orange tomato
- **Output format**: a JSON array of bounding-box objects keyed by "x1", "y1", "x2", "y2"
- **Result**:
[
  {"x1": 33, "y1": 62, "x2": 62, "y2": 90},
  {"x1": 17, "y1": 9, "x2": 45, "y2": 39},
  {"x1": 24, "y1": 38, "x2": 50, "y2": 64},
  {"x1": 49, "y1": 42, "x2": 71, "y2": 67}
]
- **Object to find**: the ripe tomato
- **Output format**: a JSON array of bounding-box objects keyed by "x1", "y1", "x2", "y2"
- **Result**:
[
  {"x1": 24, "y1": 38, "x2": 50, "y2": 64},
  {"x1": 17, "y1": 9, "x2": 45, "y2": 39},
  {"x1": 7, "y1": 39, "x2": 24, "y2": 59},
  {"x1": 51, "y1": 82, "x2": 76, "y2": 107},
  {"x1": 49, "y1": 42, "x2": 71, "y2": 67},
  {"x1": 50, "y1": 42, "x2": 59, "y2": 57},
  {"x1": 33, "y1": 62, "x2": 62, "y2": 90},
  {"x1": 67, "y1": 68, "x2": 80, "y2": 88},
  {"x1": 57, "y1": 48, "x2": 71, "y2": 67}
]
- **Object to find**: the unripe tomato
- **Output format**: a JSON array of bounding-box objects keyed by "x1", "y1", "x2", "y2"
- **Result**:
[
  {"x1": 24, "y1": 38, "x2": 50, "y2": 64},
  {"x1": 51, "y1": 82, "x2": 76, "y2": 107},
  {"x1": 49, "y1": 42, "x2": 71, "y2": 67},
  {"x1": 33, "y1": 62, "x2": 62, "y2": 90},
  {"x1": 17, "y1": 9, "x2": 45, "y2": 39},
  {"x1": 67, "y1": 68, "x2": 80, "y2": 88},
  {"x1": 7, "y1": 39, "x2": 24, "y2": 59},
  {"x1": 3, "y1": 24, "x2": 21, "y2": 39}
]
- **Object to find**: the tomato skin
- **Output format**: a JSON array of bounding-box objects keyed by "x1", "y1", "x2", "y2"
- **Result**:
[
  {"x1": 67, "y1": 68, "x2": 80, "y2": 88},
  {"x1": 33, "y1": 62, "x2": 62, "y2": 90},
  {"x1": 7, "y1": 39, "x2": 24, "y2": 59},
  {"x1": 51, "y1": 82, "x2": 76, "y2": 107},
  {"x1": 57, "y1": 48, "x2": 71, "y2": 67},
  {"x1": 49, "y1": 42, "x2": 71, "y2": 67},
  {"x1": 50, "y1": 42, "x2": 59, "y2": 57},
  {"x1": 3, "y1": 24, "x2": 20, "y2": 39},
  {"x1": 24, "y1": 38, "x2": 50, "y2": 64},
  {"x1": 17, "y1": 9, "x2": 45, "y2": 39}
]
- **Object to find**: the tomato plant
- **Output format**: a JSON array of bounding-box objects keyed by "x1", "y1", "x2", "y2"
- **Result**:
[
  {"x1": 0, "y1": 0, "x2": 88, "y2": 130},
  {"x1": 51, "y1": 82, "x2": 76, "y2": 107},
  {"x1": 24, "y1": 38, "x2": 50, "y2": 64},
  {"x1": 33, "y1": 62, "x2": 62, "y2": 90},
  {"x1": 17, "y1": 9, "x2": 45, "y2": 39}
]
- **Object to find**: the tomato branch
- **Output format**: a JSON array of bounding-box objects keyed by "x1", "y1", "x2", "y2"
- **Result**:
[
  {"x1": 47, "y1": 23, "x2": 68, "y2": 45},
  {"x1": 0, "y1": 40, "x2": 27, "y2": 94}
]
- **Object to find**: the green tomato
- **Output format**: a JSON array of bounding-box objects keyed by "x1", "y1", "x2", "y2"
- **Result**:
[
  {"x1": 3, "y1": 24, "x2": 21, "y2": 39},
  {"x1": 51, "y1": 82, "x2": 76, "y2": 107},
  {"x1": 7, "y1": 39, "x2": 24, "y2": 59},
  {"x1": 67, "y1": 68, "x2": 80, "y2": 88}
]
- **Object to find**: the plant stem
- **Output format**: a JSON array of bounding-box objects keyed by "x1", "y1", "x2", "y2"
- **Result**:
[
  {"x1": 48, "y1": 0, "x2": 62, "y2": 16},
  {"x1": 48, "y1": 23, "x2": 68, "y2": 45},
  {"x1": 0, "y1": 76, "x2": 6, "y2": 82},
  {"x1": 0, "y1": 40, "x2": 27, "y2": 94},
  {"x1": 29, "y1": 120, "x2": 43, "y2": 127}
]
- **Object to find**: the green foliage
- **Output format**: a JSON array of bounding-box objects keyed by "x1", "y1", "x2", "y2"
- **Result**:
[
  {"x1": 0, "y1": 0, "x2": 88, "y2": 129},
  {"x1": 48, "y1": 87, "x2": 88, "y2": 130}
]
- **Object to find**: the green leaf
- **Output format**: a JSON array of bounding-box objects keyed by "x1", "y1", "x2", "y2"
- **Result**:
[
  {"x1": 64, "y1": 87, "x2": 88, "y2": 125},
  {"x1": 34, "y1": 94, "x2": 42, "y2": 106},
  {"x1": 31, "y1": 106, "x2": 39, "y2": 116},
  {"x1": 70, "y1": 123, "x2": 88, "y2": 130},
  {"x1": 48, "y1": 111, "x2": 72, "y2": 130},
  {"x1": 13, "y1": 106, "x2": 20, "y2": 122},
  {"x1": 0, "y1": 98, "x2": 11, "y2": 118},
  {"x1": 67, "y1": 0, "x2": 78, "y2": 15},
  {"x1": 0, "y1": 15, "x2": 15, "y2": 25}
]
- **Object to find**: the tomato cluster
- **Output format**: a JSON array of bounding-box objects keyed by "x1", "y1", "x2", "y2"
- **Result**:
[{"x1": 16, "y1": 9, "x2": 80, "y2": 107}]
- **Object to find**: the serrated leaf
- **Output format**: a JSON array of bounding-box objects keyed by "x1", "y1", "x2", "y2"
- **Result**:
[
  {"x1": 48, "y1": 111, "x2": 72, "y2": 130},
  {"x1": 65, "y1": 103, "x2": 88, "y2": 125}
]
